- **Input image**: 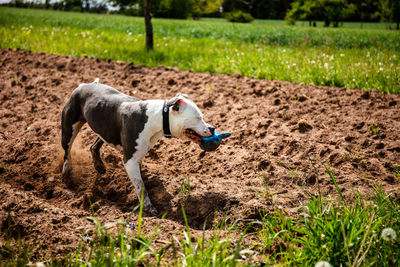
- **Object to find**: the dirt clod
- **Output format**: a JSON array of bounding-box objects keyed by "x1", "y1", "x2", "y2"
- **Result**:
[{"x1": 298, "y1": 119, "x2": 313, "y2": 133}]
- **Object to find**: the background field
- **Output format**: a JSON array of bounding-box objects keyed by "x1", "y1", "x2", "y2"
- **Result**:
[{"x1": 1, "y1": 7, "x2": 400, "y2": 93}]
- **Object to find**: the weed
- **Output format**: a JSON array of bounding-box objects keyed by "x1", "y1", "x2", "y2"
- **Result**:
[
  {"x1": 180, "y1": 176, "x2": 190, "y2": 196},
  {"x1": 367, "y1": 124, "x2": 381, "y2": 136},
  {"x1": 259, "y1": 171, "x2": 272, "y2": 199},
  {"x1": 205, "y1": 86, "x2": 214, "y2": 93},
  {"x1": 281, "y1": 161, "x2": 305, "y2": 184},
  {"x1": 393, "y1": 166, "x2": 400, "y2": 181},
  {"x1": 341, "y1": 147, "x2": 364, "y2": 161}
]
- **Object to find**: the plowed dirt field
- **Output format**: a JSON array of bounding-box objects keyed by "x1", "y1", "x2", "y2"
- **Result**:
[{"x1": 1, "y1": 48, "x2": 399, "y2": 259}]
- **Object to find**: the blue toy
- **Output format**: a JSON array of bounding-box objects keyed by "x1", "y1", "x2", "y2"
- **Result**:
[{"x1": 199, "y1": 128, "x2": 231, "y2": 152}]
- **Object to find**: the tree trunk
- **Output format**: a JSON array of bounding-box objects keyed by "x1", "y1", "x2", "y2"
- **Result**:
[{"x1": 144, "y1": 0, "x2": 153, "y2": 51}]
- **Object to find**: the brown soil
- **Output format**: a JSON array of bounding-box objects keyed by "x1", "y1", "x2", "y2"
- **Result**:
[{"x1": 0, "y1": 48, "x2": 399, "y2": 260}]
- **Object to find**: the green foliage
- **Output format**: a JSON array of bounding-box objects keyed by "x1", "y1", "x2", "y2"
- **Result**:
[
  {"x1": 192, "y1": 0, "x2": 222, "y2": 19},
  {"x1": 286, "y1": 0, "x2": 357, "y2": 27},
  {"x1": 257, "y1": 183, "x2": 400, "y2": 266},
  {"x1": 157, "y1": 0, "x2": 195, "y2": 19},
  {"x1": 225, "y1": 10, "x2": 254, "y2": 23},
  {"x1": 377, "y1": 0, "x2": 400, "y2": 29}
]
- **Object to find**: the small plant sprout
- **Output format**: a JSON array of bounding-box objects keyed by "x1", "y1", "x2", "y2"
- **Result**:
[
  {"x1": 381, "y1": 228, "x2": 397, "y2": 242},
  {"x1": 181, "y1": 177, "x2": 190, "y2": 196},
  {"x1": 367, "y1": 124, "x2": 381, "y2": 136},
  {"x1": 315, "y1": 261, "x2": 332, "y2": 267},
  {"x1": 393, "y1": 166, "x2": 400, "y2": 181},
  {"x1": 205, "y1": 87, "x2": 214, "y2": 93}
]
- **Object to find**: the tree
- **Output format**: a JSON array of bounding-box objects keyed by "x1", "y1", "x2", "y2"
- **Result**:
[
  {"x1": 285, "y1": 0, "x2": 356, "y2": 27},
  {"x1": 379, "y1": 0, "x2": 400, "y2": 29},
  {"x1": 222, "y1": 0, "x2": 251, "y2": 13},
  {"x1": 250, "y1": 0, "x2": 288, "y2": 19},
  {"x1": 144, "y1": 0, "x2": 153, "y2": 50},
  {"x1": 321, "y1": 0, "x2": 350, "y2": 27},
  {"x1": 108, "y1": 0, "x2": 134, "y2": 12},
  {"x1": 192, "y1": 0, "x2": 222, "y2": 19}
]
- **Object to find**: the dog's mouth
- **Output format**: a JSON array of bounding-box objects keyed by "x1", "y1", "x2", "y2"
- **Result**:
[{"x1": 185, "y1": 128, "x2": 204, "y2": 144}]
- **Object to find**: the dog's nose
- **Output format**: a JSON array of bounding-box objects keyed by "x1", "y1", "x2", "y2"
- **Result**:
[{"x1": 208, "y1": 126, "x2": 215, "y2": 134}]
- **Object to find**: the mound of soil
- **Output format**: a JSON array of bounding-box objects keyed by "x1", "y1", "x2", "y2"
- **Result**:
[{"x1": 0, "y1": 48, "x2": 399, "y2": 259}]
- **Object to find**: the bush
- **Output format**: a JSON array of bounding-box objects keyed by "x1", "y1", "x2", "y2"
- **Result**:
[{"x1": 225, "y1": 10, "x2": 254, "y2": 23}]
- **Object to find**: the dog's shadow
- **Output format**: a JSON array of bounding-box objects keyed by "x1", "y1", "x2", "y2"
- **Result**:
[
  {"x1": 84, "y1": 167, "x2": 232, "y2": 230},
  {"x1": 144, "y1": 173, "x2": 233, "y2": 230}
]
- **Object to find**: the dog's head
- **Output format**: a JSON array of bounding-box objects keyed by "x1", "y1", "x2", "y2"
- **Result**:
[{"x1": 167, "y1": 93, "x2": 213, "y2": 144}]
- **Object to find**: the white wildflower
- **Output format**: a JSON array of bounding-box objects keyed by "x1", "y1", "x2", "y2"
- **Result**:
[
  {"x1": 315, "y1": 261, "x2": 332, "y2": 267},
  {"x1": 381, "y1": 228, "x2": 397, "y2": 242},
  {"x1": 340, "y1": 53, "x2": 344, "y2": 57},
  {"x1": 379, "y1": 67, "x2": 383, "y2": 72},
  {"x1": 324, "y1": 63, "x2": 329, "y2": 69},
  {"x1": 104, "y1": 49, "x2": 108, "y2": 53},
  {"x1": 311, "y1": 60, "x2": 316, "y2": 64}
]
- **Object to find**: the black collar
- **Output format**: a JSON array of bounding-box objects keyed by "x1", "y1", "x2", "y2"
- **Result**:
[{"x1": 163, "y1": 101, "x2": 172, "y2": 138}]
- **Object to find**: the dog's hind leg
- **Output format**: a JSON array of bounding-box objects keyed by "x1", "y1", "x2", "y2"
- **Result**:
[
  {"x1": 61, "y1": 97, "x2": 85, "y2": 179},
  {"x1": 90, "y1": 137, "x2": 106, "y2": 174}
]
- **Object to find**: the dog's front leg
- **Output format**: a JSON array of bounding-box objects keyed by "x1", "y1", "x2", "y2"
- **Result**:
[{"x1": 123, "y1": 159, "x2": 158, "y2": 216}]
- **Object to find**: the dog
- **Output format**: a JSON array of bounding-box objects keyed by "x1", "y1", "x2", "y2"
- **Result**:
[{"x1": 61, "y1": 78, "x2": 214, "y2": 216}]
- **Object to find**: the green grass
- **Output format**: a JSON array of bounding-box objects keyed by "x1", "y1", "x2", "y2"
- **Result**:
[{"x1": 1, "y1": 7, "x2": 400, "y2": 93}]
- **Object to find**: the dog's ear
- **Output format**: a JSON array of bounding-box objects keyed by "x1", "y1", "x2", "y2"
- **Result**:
[
  {"x1": 172, "y1": 99, "x2": 185, "y2": 111},
  {"x1": 167, "y1": 97, "x2": 186, "y2": 112}
]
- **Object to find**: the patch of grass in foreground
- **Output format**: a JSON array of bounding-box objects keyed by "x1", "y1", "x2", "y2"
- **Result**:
[
  {"x1": 1, "y1": 7, "x2": 400, "y2": 94},
  {"x1": 2, "y1": 169, "x2": 399, "y2": 266}
]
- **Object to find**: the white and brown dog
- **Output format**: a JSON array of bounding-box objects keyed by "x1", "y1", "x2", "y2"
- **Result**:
[{"x1": 61, "y1": 79, "x2": 214, "y2": 215}]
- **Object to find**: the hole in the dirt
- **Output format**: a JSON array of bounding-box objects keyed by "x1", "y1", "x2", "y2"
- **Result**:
[{"x1": 177, "y1": 192, "x2": 232, "y2": 230}]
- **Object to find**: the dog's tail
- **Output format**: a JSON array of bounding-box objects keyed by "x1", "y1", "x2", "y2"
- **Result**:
[{"x1": 93, "y1": 78, "x2": 100, "y2": 84}]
